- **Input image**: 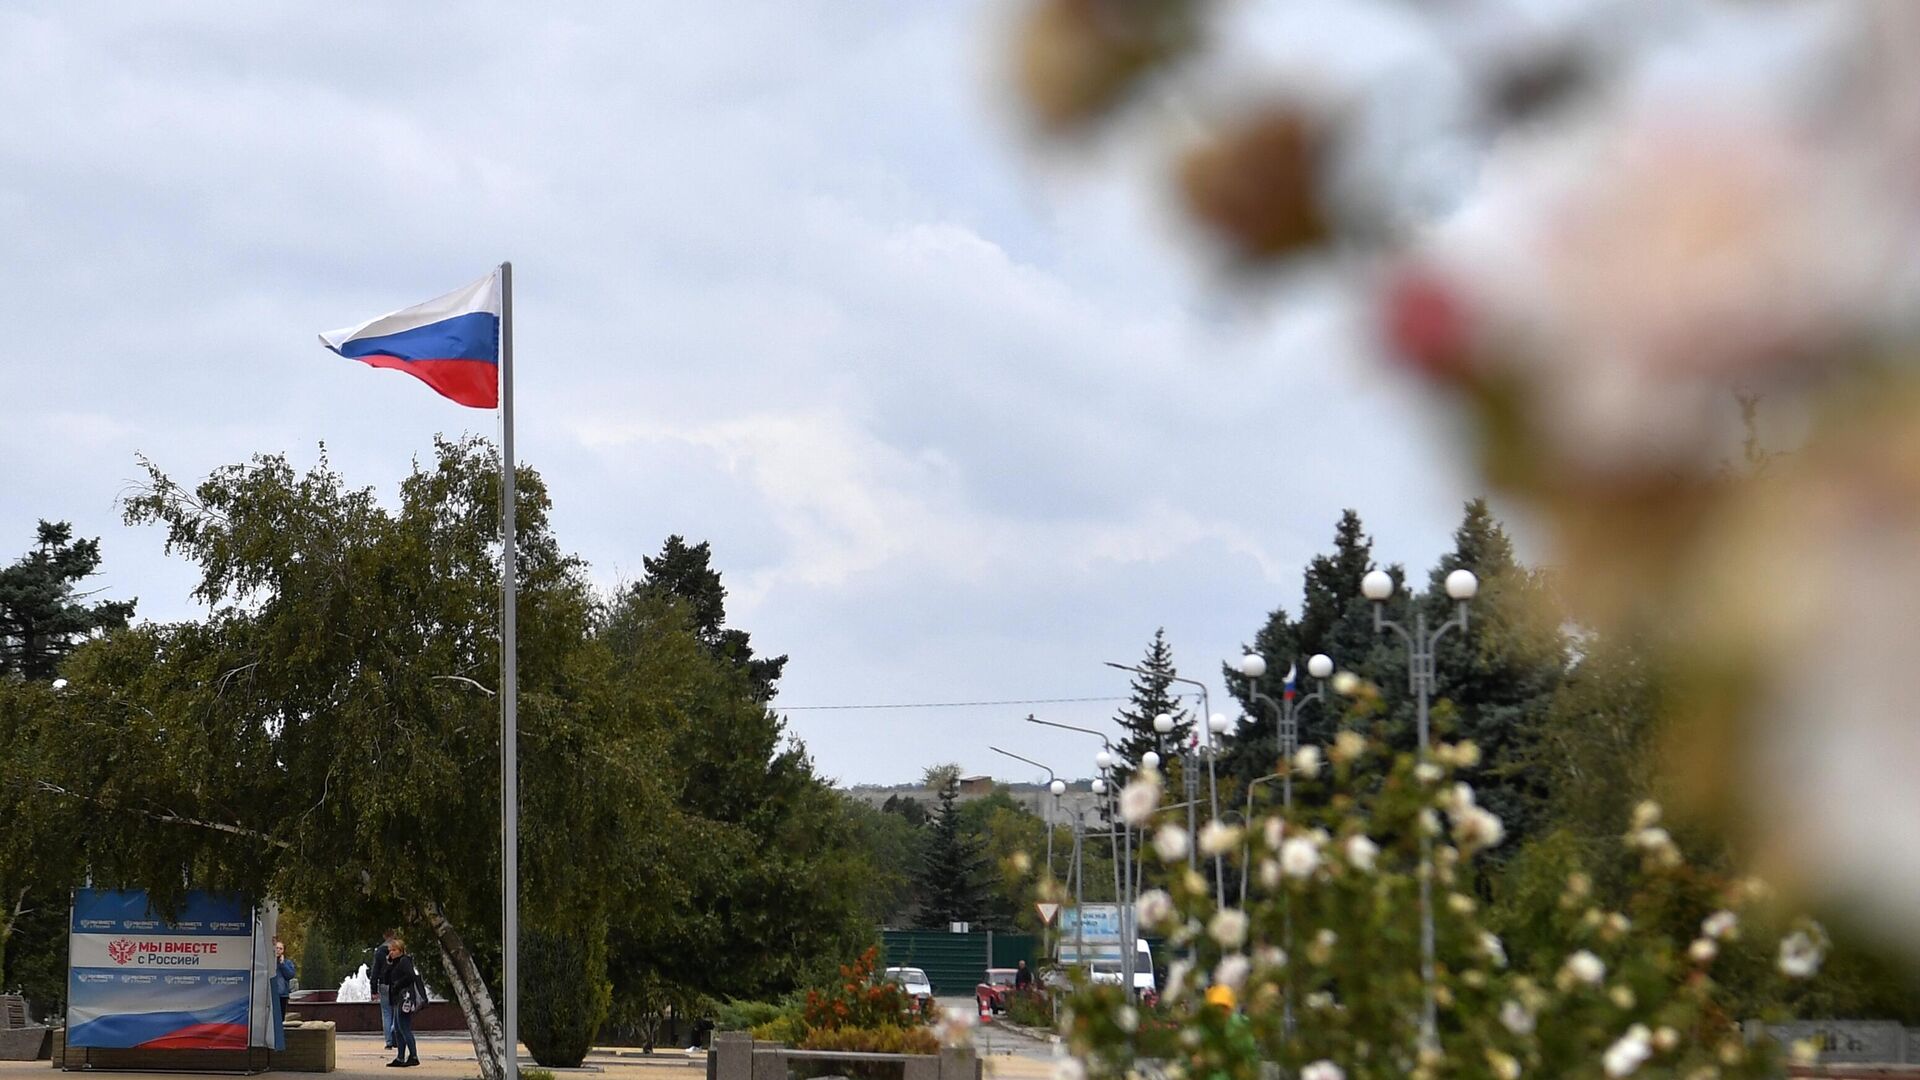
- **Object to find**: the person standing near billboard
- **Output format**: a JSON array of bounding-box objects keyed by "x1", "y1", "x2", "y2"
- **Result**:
[{"x1": 271, "y1": 939, "x2": 297, "y2": 1029}]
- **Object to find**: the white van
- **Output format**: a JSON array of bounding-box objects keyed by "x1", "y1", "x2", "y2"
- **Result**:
[{"x1": 1061, "y1": 940, "x2": 1155, "y2": 997}]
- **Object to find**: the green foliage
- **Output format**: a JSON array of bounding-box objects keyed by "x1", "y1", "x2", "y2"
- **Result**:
[
  {"x1": 801, "y1": 947, "x2": 922, "y2": 1031},
  {"x1": 1114, "y1": 629, "x2": 1190, "y2": 785},
  {"x1": 0, "y1": 520, "x2": 135, "y2": 681},
  {"x1": 749, "y1": 1014, "x2": 805, "y2": 1044},
  {"x1": 522, "y1": 921, "x2": 613, "y2": 1067},
  {"x1": 713, "y1": 998, "x2": 801, "y2": 1032},
  {"x1": 521, "y1": 1069, "x2": 556, "y2": 1080},
  {"x1": 1005, "y1": 989, "x2": 1053, "y2": 1028},
  {"x1": 795, "y1": 1024, "x2": 939, "y2": 1080},
  {"x1": 914, "y1": 781, "x2": 986, "y2": 928},
  {"x1": 630, "y1": 535, "x2": 786, "y2": 702},
  {"x1": 0, "y1": 440, "x2": 889, "y2": 1080},
  {"x1": 1065, "y1": 739, "x2": 1817, "y2": 1080}
]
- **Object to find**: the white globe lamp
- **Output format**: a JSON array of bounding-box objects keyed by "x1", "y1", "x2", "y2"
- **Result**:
[
  {"x1": 1237, "y1": 653, "x2": 1267, "y2": 678},
  {"x1": 1307, "y1": 653, "x2": 1334, "y2": 679},
  {"x1": 1361, "y1": 569, "x2": 1395, "y2": 601},
  {"x1": 1446, "y1": 568, "x2": 1480, "y2": 601}
]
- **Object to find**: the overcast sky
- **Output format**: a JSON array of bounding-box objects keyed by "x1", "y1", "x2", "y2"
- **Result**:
[{"x1": 0, "y1": 2, "x2": 1489, "y2": 785}]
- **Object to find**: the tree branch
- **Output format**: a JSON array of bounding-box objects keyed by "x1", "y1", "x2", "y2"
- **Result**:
[{"x1": 30, "y1": 780, "x2": 293, "y2": 851}]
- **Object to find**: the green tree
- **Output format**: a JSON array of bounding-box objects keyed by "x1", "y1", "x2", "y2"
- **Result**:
[
  {"x1": 1222, "y1": 511, "x2": 1378, "y2": 786},
  {"x1": 914, "y1": 779, "x2": 986, "y2": 928},
  {"x1": 1113, "y1": 629, "x2": 1191, "y2": 783},
  {"x1": 0, "y1": 521, "x2": 134, "y2": 680},
  {"x1": 629, "y1": 535, "x2": 787, "y2": 702}
]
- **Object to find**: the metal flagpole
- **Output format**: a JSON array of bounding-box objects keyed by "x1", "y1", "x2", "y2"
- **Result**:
[{"x1": 498, "y1": 260, "x2": 519, "y2": 1080}]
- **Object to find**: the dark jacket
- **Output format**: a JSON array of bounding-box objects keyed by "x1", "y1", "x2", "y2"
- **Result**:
[
  {"x1": 371, "y1": 942, "x2": 392, "y2": 988},
  {"x1": 385, "y1": 955, "x2": 425, "y2": 1009}
]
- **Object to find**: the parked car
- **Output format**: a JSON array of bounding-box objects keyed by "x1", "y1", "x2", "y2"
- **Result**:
[
  {"x1": 975, "y1": 968, "x2": 1019, "y2": 1014},
  {"x1": 884, "y1": 966, "x2": 934, "y2": 1013}
]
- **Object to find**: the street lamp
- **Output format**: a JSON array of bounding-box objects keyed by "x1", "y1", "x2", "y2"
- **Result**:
[
  {"x1": 1141, "y1": 751, "x2": 1160, "y2": 770},
  {"x1": 1237, "y1": 652, "x2": 1334, "y2": 813},
  {"x1": 1025, "y1": 715, "x2": 1140, "y2": 993},
  {"x1": 1362, "y1": 565, "x2": 1477, "y2": 1046},
  {"x1": 990, "y1": 745, "x2": 1061, "y2": 878},
  {"x1": 1106, "y1": 662, "x2": 1225, "y2": 899}
]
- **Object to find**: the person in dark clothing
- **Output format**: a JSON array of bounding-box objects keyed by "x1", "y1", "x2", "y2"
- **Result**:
[
  {"x1": 371, "y1": 930, "x2": 396, "y2": 1050},
  {"x1": 385, "y1": 937, "x2": 424, "y2": 1068},
  {"x1": 1014, "y1": 961, "x2": 1032, "y2": 991},
  {"x1": 271, "y1": 939, "x2": 297, "y2": 1027}
]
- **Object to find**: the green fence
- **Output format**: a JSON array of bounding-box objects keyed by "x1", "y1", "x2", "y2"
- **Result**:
[{"x1": 880, "y1": 930, "x2": 1040, "y2": 995}]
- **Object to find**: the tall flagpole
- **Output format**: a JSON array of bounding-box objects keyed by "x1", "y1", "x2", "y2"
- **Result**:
[{"x1": 498, "y1": 260, "x2": 519, "y2": 1080}]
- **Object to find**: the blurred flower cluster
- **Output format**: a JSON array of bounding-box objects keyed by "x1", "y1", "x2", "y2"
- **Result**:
[
  {"x1": 1006, "y1": 0, "x2": 1920, "y2": 957},
  {"x1": 1038, "y1": 749, "x2": 1820, "y2": 1080}
]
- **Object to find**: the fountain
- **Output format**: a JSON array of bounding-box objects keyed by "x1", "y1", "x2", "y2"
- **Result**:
[{"x1": 337, "y1": 964, "x2": 372, "y2": 1003}]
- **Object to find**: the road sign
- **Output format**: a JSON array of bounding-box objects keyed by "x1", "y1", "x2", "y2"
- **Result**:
[{"x1": 1035, "y1": 902, "x2": 1060, "y2": 925}]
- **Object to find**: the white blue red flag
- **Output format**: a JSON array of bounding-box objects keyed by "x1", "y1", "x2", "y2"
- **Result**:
[
  {"x1": 1283, "y1": 662, "x2": 1297, "y2": 702},
  {"x1": 318, "y1": 271, "x2": 502, "y2": 408}
]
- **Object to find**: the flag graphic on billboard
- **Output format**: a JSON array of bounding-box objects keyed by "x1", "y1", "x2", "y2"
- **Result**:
[{"x1": 66, "y1": 890, "x2": 255, "y2": 1049}]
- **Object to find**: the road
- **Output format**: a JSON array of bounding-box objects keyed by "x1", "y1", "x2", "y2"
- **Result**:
[{"x1": 936, "y1": 994, "x2": 1059, "y2": 1072}]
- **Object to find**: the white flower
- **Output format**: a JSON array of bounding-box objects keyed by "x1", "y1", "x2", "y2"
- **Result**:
[
  {"x1": 1208, "y1": 909, "x2": 1248, "y2": 949},
  {"x1": 1499, "y1": 999, "x2": 1535, "y2": 1035},
  {"x1": 1304, "y1": 991, "x2": 1334, "y2": 1011},
  {"x1": 1414, "y1": 762, "x2": 1444, "y2": 784},
  {"x1": 1163, "y1": 960, "x2": 1191, "y2": 1004},
  {"x1": 1119, "y1": 775, "x2": 1161, "y2": 826},
  {"x1": 1702, "y1": 910, "x2": 1738, "y2": 941},
  {"x1": 1255, "y1": 945, "x2": 1286, "y2": 969},
  {"x1": 1198, "y1": 819, "x2": 1242, "y2": 857},
  {"x1": 1332, "y1": 730, "x2": 1366, "y2": 762},
  {"x1": 1135, "y1": 889, "x2": 1175, "y2": 929},
  {"x1": 1564, "y1": 950, "x2": 1606, "y2": 986},
  {"x1": 1687, "y1": 938, "x2": 1718, "y2": 964},
  {"x1": 935, "y1": 1006, "x2": 977, "y2": 1047},
  {"x1": 1481, "y1": 931, "x2": 1507, "y2": 968},
  {"x1": 1632, "y1": 800, "x2": 1662, "y2": 830},
  {"x1": 1417, "y1": 808, "x2": 1441, "y2": 835},
  {"x1": 1448, "y1": 782, "x2": 1478, "y2": 813},
  {"x1": 1630, "y1": 826, "x2": 1673, "y2": 852},
  {"x1": 1652, "y1": 1027, "x2": 1679, "y2": 1053},
  {"x1": 1258, "y1": 859, "x2": 1281, "y2": 889},
  {"x1": 1487, "y1": 1050, "x2": 1522, "y2": 1080},
  {"x1": 1213, "y1": 954, "x2": 1250, "y2": 990},
  {"x1": 1778, "y1": 929, "x2": 1826, "y2": 978},
  {"x1": 1263, "y1": 816, "x2": 1285, "y2": 850},
  {"x1": 1301, "y1": 1061, "x2": 1344, "y2": 1080},
  {"x1": 1454, "y1": 805, "x2": 1506, "y2": 849},
  {"x1": 1343, "y1": 834, "x2": 1379, "y2": 872},
  {"x1": 1603, "y1": 1025, "x2": 1652, "y2": 1078},
  {"x1": 1052, "y1": 1056, "x2": 1087, "y2": 1080},
  {"x1": 1115, "y1": 1005, "x2": 1139, "y2": 1033},
  {"x1": 1153, "y1": 825, "x2": 1190, "y2": 862},
  {"x1": 1293, "y1": 745, "x2": 1322, "y2": 777},
  {"x1": 1281, "y1": 837, "x2": 1321, "y2": 878}
]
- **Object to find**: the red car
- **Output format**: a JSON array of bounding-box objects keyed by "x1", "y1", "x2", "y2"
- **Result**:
[{"x1": 976, "y1": 968, "x2": 1019, "y2": 1014}]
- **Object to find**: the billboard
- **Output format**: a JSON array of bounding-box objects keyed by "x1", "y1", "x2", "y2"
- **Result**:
[
  {"x1": 1057, "y1": 903, "x2": 1122, "y2": 943},
  {"x1": 67, "y1": 889, "x2": 256, "y2": 1049}
]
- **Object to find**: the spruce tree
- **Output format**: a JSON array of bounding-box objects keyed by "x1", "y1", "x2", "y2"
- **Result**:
[
  {"x1": 633, "y1": 535, "x2": 788, "y2": 701},
  {"x1": 1221, "y1": 511, "x2": 1378, "y2": 784},
  {"x1": 914, "y1": 779, "x2": 986, "y2": 928},
  {"x1": 1113, "y1": 628, "x2": 1192, "y2": 783},
  {"x1": 0, "y1": 521, "x2": 134, "y2": 681}
]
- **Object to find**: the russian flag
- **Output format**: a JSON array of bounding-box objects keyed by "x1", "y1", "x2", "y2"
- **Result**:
[
  {"x1": 319, "y1": 271, "x2": 501, "y2": 408},
  {"x1": 1282, "y1": 662, "x2": 1297, "y2": 702}
]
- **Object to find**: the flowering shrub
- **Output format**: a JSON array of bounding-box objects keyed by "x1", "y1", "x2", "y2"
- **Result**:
[
  {"x1": 1050, "y1": 746, "x2": 1822, "y2": 1080},
  {"x1": 801, "y1": 946, "x2": 926, "y2": 1033}
]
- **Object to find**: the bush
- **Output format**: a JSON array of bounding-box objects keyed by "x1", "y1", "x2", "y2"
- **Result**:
[
  {"x1": 1005, "y1": 990, "x2": 1052, "y2": 1028},
  {"x1": 749, "y1": 1014, "x2": 805, "y2": 1045},
  {"x1": 801, "y1": 946, "x2": 922, "y2": 1031},
  {"x1": 795, "y1": 1025, "x2": 940, "y2": 1080},
  {"x1": 714, "y1": 998, "x2": 799, "y2": 1032},
  {"x1": 521, "y1": 922, "x2": 613, "y2": 1068}
]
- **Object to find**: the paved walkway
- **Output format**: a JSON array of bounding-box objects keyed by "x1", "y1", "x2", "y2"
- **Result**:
[{"x1": 4, "y1": 1028, "x2": 1061, "y2": 1080}]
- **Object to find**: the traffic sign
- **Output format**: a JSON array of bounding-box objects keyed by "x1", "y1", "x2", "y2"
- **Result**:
[{"x1": 1035, "y1": 902, "x2": 1060, "y2": 925}]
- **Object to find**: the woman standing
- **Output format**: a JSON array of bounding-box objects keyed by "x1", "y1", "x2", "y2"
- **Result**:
[
  {"x1": 385, "y1": 937, "x2": 425, "y2": 1068},
  {"x1": 271, "y1": 939, "x2": 297, "y2": 1032}
]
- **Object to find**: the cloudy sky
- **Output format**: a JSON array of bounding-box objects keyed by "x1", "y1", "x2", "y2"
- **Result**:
[{"x1": 1, "y1": 2, "x2": 1489, "y2": 784}]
